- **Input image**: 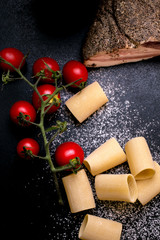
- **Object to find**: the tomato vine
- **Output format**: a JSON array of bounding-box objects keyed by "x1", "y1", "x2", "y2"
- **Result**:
[{"x1": 0, "y1": 52, "x2": 85, "y2": 205}]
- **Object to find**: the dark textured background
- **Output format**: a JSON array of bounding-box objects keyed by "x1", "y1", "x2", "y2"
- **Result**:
[{"x1": 0, "y1": 1, "x2": 160, "y2": 239}]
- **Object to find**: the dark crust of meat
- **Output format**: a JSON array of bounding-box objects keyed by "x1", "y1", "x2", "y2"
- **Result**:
[
  {"x1": 115, "y1": 0, "x2": 160, "y2": 43},
  {"x1": 82, "y1": 0, "x2": 160, "y2": 64}
]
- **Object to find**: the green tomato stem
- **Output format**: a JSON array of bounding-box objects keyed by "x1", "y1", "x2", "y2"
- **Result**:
[
  {"x1": 47, "y1": 129, "x2": 61, "y2": 147},
  {"x1": 38, "y1": 100, "x2": 64, "y2": 205}
]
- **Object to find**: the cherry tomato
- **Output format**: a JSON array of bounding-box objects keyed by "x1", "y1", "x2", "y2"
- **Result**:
[
  {"x1": 62, "y1": 60, "x2": 88, "y2": 88},
  {"x1": 0, "y1": 47, "x2": 25, "y2": 72},
  {"x1": 32, "y1": 57, "x2": 60, "y2": 83},
  {"x1": 32, "y1": 84, "x2": 61, "y2": 114},
  {"x1": 55, "y1": 141, "x2": 84, "y2": 167},
  {"x1": 17, "y1": 138, "x2": 40, "y2": 159},
  {"x1": 10, "y1": 100, "x2": 36, "y2": 126}
]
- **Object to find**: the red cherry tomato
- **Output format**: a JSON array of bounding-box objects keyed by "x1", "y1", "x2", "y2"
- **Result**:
[
  {"x1": 10, "y1": 100, "x2": 36, "y2": 126},
  {"x1": 62, "y1": 60, "x2": 88, "y2": 88},
  {"x1": 32, "y1": 84, "x2": 61, "y2": 114},
  {"x1": 0, "y1": 47, "x2": 25, "y2": 71},
  {"x1": 32, "y1": 57, "x2": 60, "y2": 83},
  {"x1": 55, "y1": 141, "x2": 84, "y2": 167},
  {"x1": 17, "y1": 138, "x2": 40, "y2": 159}
]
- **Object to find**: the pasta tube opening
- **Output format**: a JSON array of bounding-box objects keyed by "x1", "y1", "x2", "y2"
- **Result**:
[
  {"x1": 95, "y1": 174, "x2": 138, "y2": 203},
  {"x1": 135, "y1": 168, "x2": 156, "y2": 180},
  {"x1": 137, "y1": 161, "x2": 160, "y2": 205},
  {"x1": 125, "y1": 137, "x2": 155, "y2": 180},
  {"x1": 83, "y1": 161, "x2": 92, "y2": 174},
  {"x1": 78, "y1": 214, "x2": 89, "y2": 238},
  {"x1": 127, "y1": 175, "x2": 138, "y2": 203}
]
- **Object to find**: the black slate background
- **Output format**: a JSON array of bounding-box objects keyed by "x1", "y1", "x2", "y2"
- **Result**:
[{"x1": 0, "y1": 1, "x2": 160, "y2": 239}]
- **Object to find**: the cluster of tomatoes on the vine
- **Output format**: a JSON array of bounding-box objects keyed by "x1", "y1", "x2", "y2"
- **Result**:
[{"x1": 0, "y1": 47, "x2": 86, "y2": 167}]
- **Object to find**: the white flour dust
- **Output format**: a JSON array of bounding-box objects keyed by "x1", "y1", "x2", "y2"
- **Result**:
[{"x1": 26, "y1": 66, "x2": 160, "y2": 239}]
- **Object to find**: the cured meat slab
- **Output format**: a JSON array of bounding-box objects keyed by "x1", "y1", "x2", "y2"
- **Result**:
[{"x1": 82, "y1": 0, "x2": 160, "y2": 67}]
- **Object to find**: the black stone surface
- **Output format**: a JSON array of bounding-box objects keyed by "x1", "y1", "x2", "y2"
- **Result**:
[{"x1": 0, "y1": 1, "x2": 160, "y2": 239}]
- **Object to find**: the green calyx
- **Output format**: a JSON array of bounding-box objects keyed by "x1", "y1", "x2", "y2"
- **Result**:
[
  {"x1": 17, "y1": 112, "x2": 31, "y2": 126},
  {"x1": 21, "y1": 146, "x2": 34, "y2": 159}
]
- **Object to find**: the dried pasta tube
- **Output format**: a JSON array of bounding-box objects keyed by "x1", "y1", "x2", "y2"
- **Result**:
[
  {"x1": 65, "y1": 81, "x2": 108, "y2": 123},
  {"x1": 125, "y1": 137, "x2": 155, "y2": 180},
  {"x1": 62, "y1": 169, "x2": 96, "y2": 213},
  {"x1": 78, "y1": 214, "x2": 122, "y2": 240},
  {"x1": 84, "y1": 137, "x2": 126, "y2": 176},
  {"x1": 137, "y1": 161, "x2": 160, "y2": 205},
  {"x1": 95, "y1": 174, "x2": 138, "y2": 203}
]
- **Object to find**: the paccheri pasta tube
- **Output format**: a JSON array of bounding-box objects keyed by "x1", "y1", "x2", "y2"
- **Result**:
[
  {"x1": 95, "y1": 174, "x2": 138, "y2": 203},
  {"x1": 136, "y1": 161, "x2": 160, "y2": 205},
  {"x1": 65, "y1": 81, "x2": 108, "y2": 123},
  {"x1": 125, "y1": 137, "x2": 155, "y2": 180},
  {"x1": 78, "y1": 214, "x2": 122, "y2": 240},
  {"x1": 84, "y1": 137, "x2": 127, "y2": 176},
  {"x1": 62, "y1": 169, "x2": 96, "y2": 213}
]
